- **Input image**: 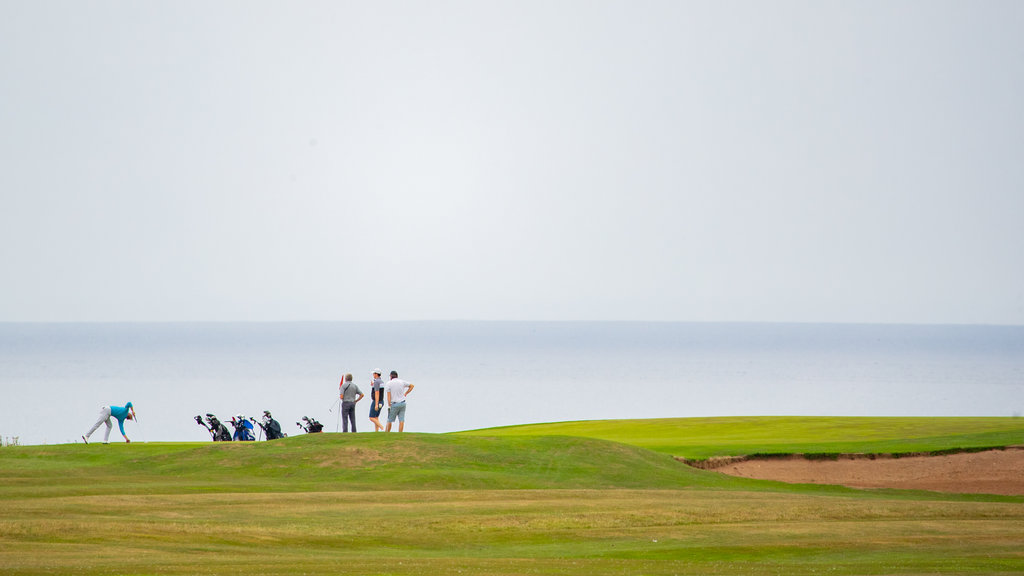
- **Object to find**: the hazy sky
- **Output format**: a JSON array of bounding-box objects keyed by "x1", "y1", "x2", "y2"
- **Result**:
[{"x1": 2, "y1": 1, "x2": 1022, "y2": 324}]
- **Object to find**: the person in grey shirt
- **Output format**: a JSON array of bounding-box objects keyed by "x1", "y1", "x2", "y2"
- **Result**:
[
  {"x1": 368, "y1": 370, "x2": 385, "y2": 432},
  {"x1": 339, "y1": 373, "x2": 364, "y2": 433}
]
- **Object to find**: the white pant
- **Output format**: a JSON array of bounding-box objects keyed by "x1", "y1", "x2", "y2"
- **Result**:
[{"x1": 85, "y1": 406, "x2": 113, "y2": 442}]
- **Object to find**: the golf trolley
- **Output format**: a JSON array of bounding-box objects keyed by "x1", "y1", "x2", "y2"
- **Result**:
[
  {"x1": 194, "y1": 413, "x2": 232, "y2": 441},
  {"x1": 229, "y1": 414, "x2": 256, "y2": 441},
  {"x1": 296, "y1": 416, "x2": 324, "y2": 433},
  {"x1": 255, "y1": 410, "x2": 286, "y2": 440}
]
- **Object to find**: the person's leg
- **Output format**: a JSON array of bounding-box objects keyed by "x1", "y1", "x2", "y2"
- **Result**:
[
  {"x1": 396, "y1": 403, "x2": 407, "y2": 433},
  {"x1": 85, "y1": 407, "x2": 111, "y2": 440},
  {"x1": 102, "y1": 417, "x2": 113, "y2": 443},
  {"x1": 342, "y1": 403, "x2": 350, "y2": 433},
  {"x1": 348, "y1": 404, "x2": 356, "y2": 433}
]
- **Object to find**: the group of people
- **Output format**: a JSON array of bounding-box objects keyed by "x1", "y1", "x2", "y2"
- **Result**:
[
  {"x1": 81, "y1": 370, "x2": 416, "y2": 444},
  {"x1": 338, "y1": 370, "x2": 415, "y2": 433}
]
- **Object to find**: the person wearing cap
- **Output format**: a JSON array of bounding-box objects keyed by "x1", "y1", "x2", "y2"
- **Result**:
[
  {"x1": 82, "y1": 402, "x2": 136, "y2": 444},
  {"x1": 385, "y1": 371, "x2": 415, "y2": 432},
  {"x1": 339, "y1": 373, "x2": 364, "y2": 433},
  {"x1": 368, "y1": 370, "x2": 386, "y2": 432}
]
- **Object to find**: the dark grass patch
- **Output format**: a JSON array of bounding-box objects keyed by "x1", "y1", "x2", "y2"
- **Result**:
[{"x1": 681, "y1": 445, "x2": 1016, "y2": 468}]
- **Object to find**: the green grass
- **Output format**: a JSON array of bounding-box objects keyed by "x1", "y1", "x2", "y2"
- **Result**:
[
  {"x1": 1, "y1": 418, "x2": 1023, "y2": 575},
  {"x1": 458, "y1": 416, "x2": 1024, "y2": 459},
  {"x1": 0, "y1": 433, "x2": 750, "y2": 498}
]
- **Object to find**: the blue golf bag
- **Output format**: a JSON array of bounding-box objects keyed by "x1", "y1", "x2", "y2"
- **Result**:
[{"x1": 229, "y1": 414, "x2": 256, "y2": 441}]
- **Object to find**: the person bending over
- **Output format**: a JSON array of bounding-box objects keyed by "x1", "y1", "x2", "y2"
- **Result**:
[{"x1": 83, "y1": 402, "x2": 136, "y2": 444}]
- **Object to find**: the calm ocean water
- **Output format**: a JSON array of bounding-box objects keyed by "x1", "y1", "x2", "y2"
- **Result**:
[{"x1": 1, "y1": 322, "x2": 1022, "y2": 445}]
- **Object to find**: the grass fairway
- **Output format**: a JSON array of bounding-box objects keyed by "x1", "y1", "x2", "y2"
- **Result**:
[
  {"x1": 1, "y1": 425, "x2": 1023, "y2": 575},
  {"x1": 459, "y1": 416, "x2": 1024, "y2": 459}
]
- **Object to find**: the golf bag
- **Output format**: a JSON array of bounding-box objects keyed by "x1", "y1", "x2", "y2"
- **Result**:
[
  {"x1": 257, "y1": 411, "x2": 286, "y2": 440},
  {"x1": 296, "y1": 416, "x2": 324, "y2": 433},
  {"x1": 195, "y1": 413, "x2": 232, "y2": 441},
  {"x1": 229, "y1": 414, "x2": 256, "y2": 441}
]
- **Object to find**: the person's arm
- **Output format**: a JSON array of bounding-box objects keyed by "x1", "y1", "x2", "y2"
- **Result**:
[
  {"x1": 405, "y1": 383, "x2": 415, "y2": 396},
  {"x1": 356, "y1": 392, "x2": 364, "y2": 403},
  {"x1": 118, "y1": 419, "x2": 130, "y2": 443},
  {"x1": 387, "y1": 389, "x2": 392, "y2": 406}
]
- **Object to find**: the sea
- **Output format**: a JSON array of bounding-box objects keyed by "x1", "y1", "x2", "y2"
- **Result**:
[{"x1": 1, "y1": 322, "x2": 1022, "y2": 446}]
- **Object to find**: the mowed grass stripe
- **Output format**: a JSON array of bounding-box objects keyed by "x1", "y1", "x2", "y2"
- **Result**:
[{"x1": 3, "y1": 489, "x2": 1023, "y2": 575}]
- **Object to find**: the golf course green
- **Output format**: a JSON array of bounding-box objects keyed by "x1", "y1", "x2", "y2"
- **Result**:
[
  {"x1": 458, "y1": 416, "x2": 1024, "y2": 459},
  {"x1": 1, "y1": 417, "x2": 1022, "y2": 575}
]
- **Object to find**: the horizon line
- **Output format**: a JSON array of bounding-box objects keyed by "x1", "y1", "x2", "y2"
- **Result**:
[{"x1": 1, "y1": 319, "x2": 1022, "y2": 328}]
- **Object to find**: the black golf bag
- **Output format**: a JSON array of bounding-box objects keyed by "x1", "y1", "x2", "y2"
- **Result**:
[
  {"x1": 257, "y1": 411, "x2": 286, "y2": 440},
  {"x1": 296, "y1": 416, "x2": 324, "y2": 433},
  {"x1": 195, "y1": 413, "x2": 232, "y2": 441}
]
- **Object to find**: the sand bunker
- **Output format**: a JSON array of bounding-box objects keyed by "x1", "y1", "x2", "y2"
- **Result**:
[{"x1": 694, "y1": 447, "x2": 1024, "y2": 496}]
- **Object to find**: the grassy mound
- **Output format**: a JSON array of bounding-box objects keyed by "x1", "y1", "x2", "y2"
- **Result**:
[
  {"x1": 0, "y1": 433, "x2": 753, "y2": 498},
  {"x1": 458, "y1": 416, "x2": 1024, "y2": 459}
]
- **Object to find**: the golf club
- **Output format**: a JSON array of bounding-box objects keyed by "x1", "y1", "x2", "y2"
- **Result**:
[
  {"x1": 329, "y1": 396, "x2": 342, "y2": 432},
  {"x1": 133, "y1": 414, "x2": 146, "y2": 443}
]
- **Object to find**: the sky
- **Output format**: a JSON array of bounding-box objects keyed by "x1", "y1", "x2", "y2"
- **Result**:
[{"x1": 2, "y1": 1, "x2": 1023, "y2": 325}]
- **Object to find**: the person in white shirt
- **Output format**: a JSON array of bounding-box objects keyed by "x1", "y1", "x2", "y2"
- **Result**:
[{"x1": 385, "y1": 370, "x2": 415, "y2": 432}]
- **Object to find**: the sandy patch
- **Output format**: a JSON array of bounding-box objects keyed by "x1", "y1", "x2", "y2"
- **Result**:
[
  {"x1": 313, "y1": 446, "x2": 387, "y2": 468},
  {"x1": 695, "y1": 447, "x2": 1024, "y2": 496}
]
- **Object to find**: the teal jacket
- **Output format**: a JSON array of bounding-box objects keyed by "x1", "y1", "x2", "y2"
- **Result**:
[{"x1": 109, "y1": 402, "x2": 133, "y2": 436}]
